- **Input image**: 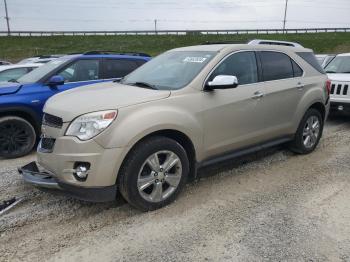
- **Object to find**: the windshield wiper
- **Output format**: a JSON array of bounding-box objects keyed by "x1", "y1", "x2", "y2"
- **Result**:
[
  {"x1": 325, "y1": 71, "x2": 336, "y2": 73},
  {"x1": 129, "y1": 82, "x2": 158, "y2": 90},
  {"x1": 8, "y1": 79, "x2": 19, "y2": 83},
  {"x1": 340, "y1": 71, "x2": 350, "y2": 73}
]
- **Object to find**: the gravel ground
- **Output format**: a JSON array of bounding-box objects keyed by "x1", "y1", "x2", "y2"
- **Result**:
[{"x1": 0, "y1": 116, "x2": 350, "y2": 262}]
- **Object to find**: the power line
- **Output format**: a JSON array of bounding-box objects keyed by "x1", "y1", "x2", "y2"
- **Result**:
[{"x1": 3, "y1": 0, "x2": 10, "y2": 35}]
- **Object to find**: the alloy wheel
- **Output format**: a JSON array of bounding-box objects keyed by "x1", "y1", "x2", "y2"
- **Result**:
[{"x1": 137, "y1": 150, "x2": 182, "y2": 203}]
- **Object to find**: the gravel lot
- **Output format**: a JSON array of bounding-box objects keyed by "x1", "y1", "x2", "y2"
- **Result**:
[{"x1": 0, "y1": 116, "x2": 350, "y2": 262}]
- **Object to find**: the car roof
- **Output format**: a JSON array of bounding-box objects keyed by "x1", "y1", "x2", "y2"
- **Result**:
[
  {"x1": 0, "y1": 63, "x2": 43, "y2": 71},
  {"x1": 337, "y1": 53, "x2": 350, "y2": 57},
  {"x1": 60, "y1": 53, "x2": 152, "y2": 61},
  {"x1": 171, "y1": 44, "x2": 311, "y2": 53}
]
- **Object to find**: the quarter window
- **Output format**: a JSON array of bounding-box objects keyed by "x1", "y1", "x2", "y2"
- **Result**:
[
  {"x1": 291, "y1": 60, "x2": 303, "y2": 77},
  {"x1": 57, "y1": 59, "x2": 100, "y2": 83},
  {"x1": 210, "y1": 51, "x2": 258, "y2": 85},
  {"x1": 260, "y1": 51, "x2": 294, "y2": 81}
]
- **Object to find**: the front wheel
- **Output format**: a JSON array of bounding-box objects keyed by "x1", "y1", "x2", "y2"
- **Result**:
[
  {"x1": 289, "y1": 108, "x2": 323, "y2": 154},
  {"x1": 0, "y1": 116, "x2": 36, "y2": 159},
  {"x1": 118, "y1": 136, "x2": 189, "y2": 211}
]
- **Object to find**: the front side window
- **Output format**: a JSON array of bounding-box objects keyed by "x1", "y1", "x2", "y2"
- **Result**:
[
  {"x1": 325, "y1": 56, "x2": 350, "y2": 74},
  {"x1": 209, "y1": 51, "x2": 258, "y2": 85},
  {"x1": 0, "y1": 68, "x2": 30, "y2": 82},
  {"x1": 104, "y1": 59, "x2": 143, "y2": 79},
  {"x1": 260, "y1": 51, "x2": 294, "y2": 81},
  {"x1": 57, "y1": 59, "x2": 100, "y2": 83},
  {"x1": 122, "y1": 51, "x2": 216, "y2": 90}
]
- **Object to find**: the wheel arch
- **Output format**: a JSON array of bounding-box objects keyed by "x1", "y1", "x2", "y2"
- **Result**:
[
  {"x1": 118, "y1": 129, "x2": 198, "y2": 183},
  {"x1": 0, "y1": 107, "x2": 41, "y2": 136},
  {"x1": 308, "y1": 102, "x2": 326, "y2": 121}
]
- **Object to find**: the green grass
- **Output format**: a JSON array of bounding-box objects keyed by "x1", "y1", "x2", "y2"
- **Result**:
[{"x1": 1, "y1": 32, "x2": 350, "y2": 62}]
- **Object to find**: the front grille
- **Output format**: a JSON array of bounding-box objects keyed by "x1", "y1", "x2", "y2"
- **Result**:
[
  {"x1": 38, "y1": 137, "x2": 56, "y2": 153},
  {"x1": 330, "y1": 82, "x2": 349, "y2": 96},
  {"x1": 43, "y1": 113, "x2": 63, "y2": 128}
]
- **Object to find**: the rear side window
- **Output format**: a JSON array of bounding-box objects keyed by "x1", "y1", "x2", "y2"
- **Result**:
[
  {"x1": 104, "y1": 59, "x2": 143, "y2": 79},
  {"x1": 260, "y1": 51, "x2": 294, "y2": 81},
  {"x1": 296, "y1": 52, "x2": 325, "y2": 74}
]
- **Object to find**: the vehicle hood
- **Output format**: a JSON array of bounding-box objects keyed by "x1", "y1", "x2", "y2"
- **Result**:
[
  {"x1": 327, "y1": 73, "x2": 350, "y2": 82},
  {"x1": 0, "y1": 82, "x2": 22, "y2": 95},
  {"x1": 44, "y1": 82, "x2": 171, "y2": 122}
]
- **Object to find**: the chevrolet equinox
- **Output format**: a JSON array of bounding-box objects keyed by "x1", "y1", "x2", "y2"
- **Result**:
[{"x1": 20, "y1": 43, "x2": 330, "y2": 211}]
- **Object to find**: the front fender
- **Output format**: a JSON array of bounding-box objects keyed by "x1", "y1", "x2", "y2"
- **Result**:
[{"x1": 94, "y1": 104, "x2": 204, "y2": 159}]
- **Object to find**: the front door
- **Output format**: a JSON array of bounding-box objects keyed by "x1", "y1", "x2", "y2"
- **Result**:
[{"x1": 201, "y1": 51, "x2": 268, "y2": 158}]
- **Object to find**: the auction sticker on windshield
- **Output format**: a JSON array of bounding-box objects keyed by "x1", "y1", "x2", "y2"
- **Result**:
[{"x1": 183, "y1": 57, "x2": 207, "y2": 63}]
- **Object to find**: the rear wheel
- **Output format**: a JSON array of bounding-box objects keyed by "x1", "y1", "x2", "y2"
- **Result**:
[
  {"x1": 0, "y1": 116, "x2": 36, "y2": 158},
  {"x1": 289, "y1": 108, "x2": 323, "y2": 154},
  {"x1": 118, "y1": 136, "x2": 189, "y2": 211}
]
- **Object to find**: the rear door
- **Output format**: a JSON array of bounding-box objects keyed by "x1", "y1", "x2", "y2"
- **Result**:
[
  {"x1": 257, "y1": 51, "x2": 304, "y2": 136},
  {"x1": 102, "y1": 58, "x2": 146, "y2": 81}
]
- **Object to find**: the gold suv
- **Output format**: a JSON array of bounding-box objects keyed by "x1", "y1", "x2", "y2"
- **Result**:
[{"x1": 20, "y1": 43, "x2": 330, "y2": 211}]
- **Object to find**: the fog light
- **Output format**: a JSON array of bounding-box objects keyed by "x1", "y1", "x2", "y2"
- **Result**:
[{"x1": 73, "y1": 162, "x2": 90, "y2": 181}]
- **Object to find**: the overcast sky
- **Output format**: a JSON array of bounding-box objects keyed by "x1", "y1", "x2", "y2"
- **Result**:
[{"x1": 0, "y1": 0, "x2": 349, "y2": 31}]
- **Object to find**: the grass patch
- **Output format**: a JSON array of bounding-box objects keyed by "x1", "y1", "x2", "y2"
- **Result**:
[{"x1": 0, "y1": 32, "x2": 349, "y2": 62}]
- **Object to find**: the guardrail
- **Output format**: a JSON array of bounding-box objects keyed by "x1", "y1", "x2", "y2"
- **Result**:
[{"x1": 0, "y1": 28, "x2": 349, "y2": 37}]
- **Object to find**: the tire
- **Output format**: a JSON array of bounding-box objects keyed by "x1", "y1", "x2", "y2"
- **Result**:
[
  {"x1": 0, "y1": 116, "x2": 36, "y2": 159},
  {"x1": 118, "y1": 136, "x2": 190, "y2": 211},
  {"x1": 289, "y1": 108, "x2": 323, "y2": 154}
]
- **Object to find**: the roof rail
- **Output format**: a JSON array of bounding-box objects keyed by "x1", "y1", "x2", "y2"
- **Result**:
[
  {"x1": 83, "y1": 51, "x2": 151, "y2": 57},
  {"x1": 247, "y1": 39, "x2": 303, "y2": 47}
]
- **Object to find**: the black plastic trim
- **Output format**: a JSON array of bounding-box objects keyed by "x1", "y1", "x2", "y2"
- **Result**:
[{"x1": 197, "y1": 136, "x2": 293, "y2": 169}]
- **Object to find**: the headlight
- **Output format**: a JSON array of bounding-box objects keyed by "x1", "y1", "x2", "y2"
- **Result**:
[{"x1": 66, "y1": 110, "x2": 117, "y2": 141}]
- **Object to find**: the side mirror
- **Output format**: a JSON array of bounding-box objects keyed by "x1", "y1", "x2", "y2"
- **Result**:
[
  {"x1": 206, "y1": 75, "x2": 238, "y2": 90},
  {"x1": 48, "y1": 75, "x2": 65, "y2": 87}
]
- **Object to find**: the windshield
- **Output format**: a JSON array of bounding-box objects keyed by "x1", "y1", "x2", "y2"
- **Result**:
[
  {"x1": 121, "y1": 51, "x2": 216, "y2": 90},
  {"x1": 17, "y1": 57, "x2": 70, "y2": 83},
  {"x1": 325, "y1": 56, "x2": 350, "y2": 73}
]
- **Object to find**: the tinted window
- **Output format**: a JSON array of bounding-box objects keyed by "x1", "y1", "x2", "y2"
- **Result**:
[
  {"x1": 297, "y1": 52, "x2": 325, "y2": 74},
  {"x1": 104, "y1": 59, "x2": 143, "y2": 79},
  {"x1": 260, "y1": 51, "x2": 294, "y2": 81},
  {"x1": 58, "y1": 59, "x2": 100, "y2": 83},
  {"x1": 292, "y1": 60, "x2": 303, "y2": 77},
  {"x1": 0, "y1": 68, "x2": 30, "y2": 82},
  {"x1": 210, "y1": 51, "x2": 258, "y2": 85}
]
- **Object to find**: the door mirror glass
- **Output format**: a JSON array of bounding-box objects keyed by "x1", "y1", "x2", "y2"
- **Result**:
[
  {"x1": 206, "y1": 75, "x2": 238, "y2": 90},
  {"x1": 48, "y1": 75, "x2": 65, "y2": 86}
]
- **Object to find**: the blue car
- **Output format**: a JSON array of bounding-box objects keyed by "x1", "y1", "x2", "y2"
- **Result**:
[{"x1": 0, "y1": 51, "x2": 151, "y2": 158}]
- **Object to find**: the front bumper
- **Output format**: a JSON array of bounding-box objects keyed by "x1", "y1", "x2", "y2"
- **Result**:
[{"x1": 19, "y1": 162, "x2": 117, "y2": 202}]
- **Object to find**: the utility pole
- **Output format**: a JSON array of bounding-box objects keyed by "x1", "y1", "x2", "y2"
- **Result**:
[
  {"x1": 154, "y1": 19, "x2": 157, "y2": 34},
  {"x1": 3, "y1": 0, "x2": 10, "y2": 36},
  {"x1": 282, "y1": 0, "x2": 289, "y2": 33}
]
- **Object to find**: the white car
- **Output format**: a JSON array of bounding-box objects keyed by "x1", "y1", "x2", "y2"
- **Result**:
[
  {"x1": 0, "y1": 63, "x2": 43, "y2": 82},
  {"x1": 325, "y1": 53, "x2": 350, "y2": 114},
  {"x1": 316, "y1": 54, "x2": 335, "y2": 68},
  {"x1": 18, "y1": 55, "x2": 64, "y2": 65}
]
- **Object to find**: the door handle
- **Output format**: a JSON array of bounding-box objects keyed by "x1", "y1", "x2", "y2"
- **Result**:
[
  {"x1": 297, "y1": 82, "x2": 305, "y2": 90},
  {"x1": 252, "y1": 91, "x2": 264, "y2": 99}
]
